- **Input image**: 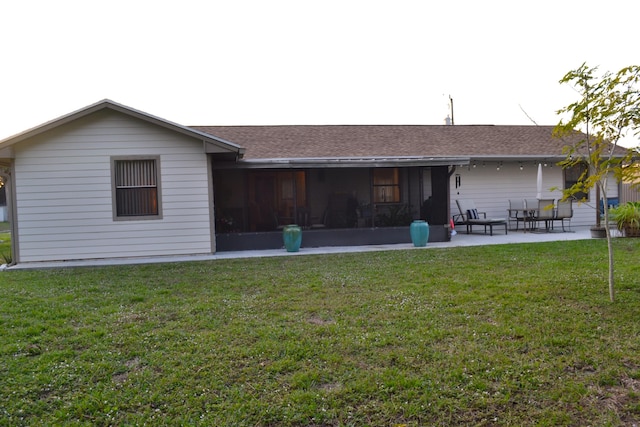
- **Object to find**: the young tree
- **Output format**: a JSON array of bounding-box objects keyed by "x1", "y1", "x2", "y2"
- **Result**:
[{"x1": 554, "y1": 63, "x2": 640, "y2": 302}]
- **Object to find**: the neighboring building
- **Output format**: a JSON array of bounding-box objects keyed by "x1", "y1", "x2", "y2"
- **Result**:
[{"x1": 0, "y1": 100, "x2": 624, "y2": 265}]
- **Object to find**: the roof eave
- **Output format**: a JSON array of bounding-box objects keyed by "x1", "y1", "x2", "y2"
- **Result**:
[
  {"x1": 215, "y1": 156, "x2": 470, "y2": 169},
  {"x1": 469, "y1": 154, "x2": 569, "y2": 162}
]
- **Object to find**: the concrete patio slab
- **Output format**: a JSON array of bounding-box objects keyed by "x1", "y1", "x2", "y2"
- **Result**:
[{"x1": 4, "y1": 226, "x2": 596, "y2": 270}]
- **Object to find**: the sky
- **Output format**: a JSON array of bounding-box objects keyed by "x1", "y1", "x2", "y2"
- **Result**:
[{"x1": 1, "y1": 0, "x2": 639, "y2": 147}]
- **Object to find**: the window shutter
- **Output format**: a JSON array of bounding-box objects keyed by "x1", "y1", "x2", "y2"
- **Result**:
[{"x1": 115, "y1": 159, "x2": 159, "y2": 216}]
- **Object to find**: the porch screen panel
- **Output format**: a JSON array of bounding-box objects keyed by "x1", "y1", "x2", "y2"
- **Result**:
[
  {"x1": 373, "y1": 168, "x2": 400, "y2": 203},
  {"x1": 115, "y1": 159, "x2": 159, "y2": 216}
]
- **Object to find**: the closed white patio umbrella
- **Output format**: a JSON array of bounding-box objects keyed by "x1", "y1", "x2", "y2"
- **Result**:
[{"x1": 536, "y1": 163, "x2": 543, "y2": 199}]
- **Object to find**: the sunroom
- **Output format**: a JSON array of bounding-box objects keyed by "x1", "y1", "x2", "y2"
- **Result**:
[{"x1": 211, "y1": 156, "x2": 467, "y2": 251}]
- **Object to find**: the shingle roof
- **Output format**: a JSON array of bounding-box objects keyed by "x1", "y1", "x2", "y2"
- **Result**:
[
  {"x1": 192, "y1": 125, "x2": 593, "y2": 160},
  {"x1": 0, "y1": 99, "x2": 244, "y2": 157}
]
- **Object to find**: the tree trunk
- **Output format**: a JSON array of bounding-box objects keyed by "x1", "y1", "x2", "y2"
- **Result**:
[{"x1": 601, "y1": 183, "x2": 615, "y2": 302}]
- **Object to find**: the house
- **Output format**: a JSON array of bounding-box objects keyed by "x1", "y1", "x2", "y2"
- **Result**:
[
  {"x1": 195, "y1": 124, "x2": 624, "y2": 249},
  {"x1": 0, "y1": 99, "x2": 622, "y2": 265},
  {"x1": 0, "y1": 100, "x2": 243, "y2": 264}
]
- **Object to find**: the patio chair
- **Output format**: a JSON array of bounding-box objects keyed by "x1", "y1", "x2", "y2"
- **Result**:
[
  {"x1": 533, "y1": 199, "x2": 555, "y2": 231},
  {"x1": 507, "y1": 199, "x2": 528, "y2": 231},
  {"x1": 273, "y1": 212, "x2": 286, "y2": 230},
  {"x1": 455, "y1": 199, "x2": 507, "y2": 235},
  {"x1": 553, "y1": 199, "x2": 573, "y2": 232},
  {"x1": 310, "y1": 209, "x2": 328, "y2": 229},
  {"x1": 524, "y1": 199, "x2": 539, "y2": 210}
]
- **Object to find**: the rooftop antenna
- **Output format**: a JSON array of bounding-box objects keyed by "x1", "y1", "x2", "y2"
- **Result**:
[{"x1": 449, "y1": 95, "x2": 454, "y2": 125}]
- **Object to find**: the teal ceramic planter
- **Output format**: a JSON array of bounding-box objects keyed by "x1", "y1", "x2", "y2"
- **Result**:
[
  {"x1": 283, "y1": 225, "x2": 302, "y2": 252},
  {"x1": 410, "y1": 220, "x2": 429, "y2": 247}
]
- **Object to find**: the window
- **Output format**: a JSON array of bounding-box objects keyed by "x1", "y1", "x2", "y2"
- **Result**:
[
  {"x1": 564, "y1": 163, "x2": 589, "y2": 201},
  {"x1": 112, "y1": 157, "x2": 161, "y2": 219},
  {"x1": 373, "y1": 168, "x2": 400, "y2": 203}
]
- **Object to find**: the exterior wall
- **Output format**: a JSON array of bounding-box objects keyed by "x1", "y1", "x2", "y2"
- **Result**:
[
  {"x1": 620, "y1": 182, "x2": 640, "y2": 203},
  {"x1": 13, "y1": 110, "x2": 213, "y2": 263},
  {"x1": 449, "y1": 161, "x2": 618, "y2": 228}
]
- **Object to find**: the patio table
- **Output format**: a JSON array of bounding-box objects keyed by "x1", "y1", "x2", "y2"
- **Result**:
[{"x1": 508, "y1": 208, "x2": 538, "y2": 232}]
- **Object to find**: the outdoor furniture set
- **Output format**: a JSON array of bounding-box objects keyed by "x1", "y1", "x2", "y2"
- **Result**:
[
  {"x1": 454, "y1": 198, "x2": 573, "y2": 236},
  {"x1": 507, "y1": 198, "x2": 573, "y2": 232}
]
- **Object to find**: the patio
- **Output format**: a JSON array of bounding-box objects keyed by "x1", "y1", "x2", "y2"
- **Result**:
[{"x1": 6, "y1": 226, "x2": 594, "y2": 270}]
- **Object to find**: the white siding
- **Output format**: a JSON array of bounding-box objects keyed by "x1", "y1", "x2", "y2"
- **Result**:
[
  {"x1": 449, "y1": 161, "x2": 616, "y2": 228},
  {"x1": 13, "y1": 110, "x2": 213, "y2": 263}
]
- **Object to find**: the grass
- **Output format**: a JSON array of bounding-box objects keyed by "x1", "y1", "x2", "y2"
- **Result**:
[{"x1": 1, "y1": 239, "x2": 640, "y2": 426}]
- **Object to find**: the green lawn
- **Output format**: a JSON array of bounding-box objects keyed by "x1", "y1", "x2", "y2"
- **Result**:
[{"x1": 1, "y1": 239, "x2": 640, "y2": 426}]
